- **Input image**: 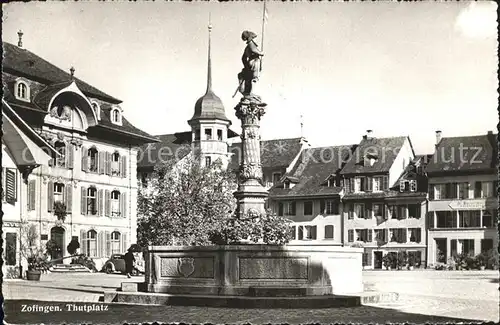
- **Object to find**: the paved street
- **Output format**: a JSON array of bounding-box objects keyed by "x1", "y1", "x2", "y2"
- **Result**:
[{"x1": 3, "y1": 270, "x2": 498, "y2": 324}]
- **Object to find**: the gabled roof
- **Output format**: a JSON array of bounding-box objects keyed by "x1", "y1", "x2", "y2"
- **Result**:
[
  {"x1": 340, "y1": 136, "x2": 407, "y2": 175},
  {"x1": 229, "y1": 137, "x2": 304, "y2": 171},
  {"x1": 426, "y1": 133, "x2": 498, "y2": 174},
  {"x1": 137, "y1": 132, "x2": 193, "y2": 169},
  {"x1": 269, "y1": 145, "x2": 355, "y2": 198},
  {"x1": 2, "y1": 42, "x2": 121, "y2": 103}
]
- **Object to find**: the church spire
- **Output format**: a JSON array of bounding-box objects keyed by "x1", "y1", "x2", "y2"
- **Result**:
[{"x1": 206, "y1": 13, "x2": 213, "y2": 94}]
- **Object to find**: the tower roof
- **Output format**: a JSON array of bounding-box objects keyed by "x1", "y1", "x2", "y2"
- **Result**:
[{"x1": 190, "y1": 20, "x2": 230, "y2": 123}]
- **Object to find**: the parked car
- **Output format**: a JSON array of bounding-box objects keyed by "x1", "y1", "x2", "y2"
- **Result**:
[{"x1": 102, "y1": 253, "x2": 144, "y2": 275}]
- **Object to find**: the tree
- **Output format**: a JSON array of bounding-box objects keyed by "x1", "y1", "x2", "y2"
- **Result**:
[{"x1": 137, "y1": 156, "x2": 292, "y2": 246}]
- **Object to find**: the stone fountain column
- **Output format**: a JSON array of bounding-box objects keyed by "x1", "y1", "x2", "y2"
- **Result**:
[{"x1": 233, "y1": 97, "x2": 268, "y2": 218}]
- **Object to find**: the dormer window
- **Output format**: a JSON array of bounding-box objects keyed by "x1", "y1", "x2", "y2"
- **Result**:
[
  {"x1": 327, "y1": 178, "x2": 335, "y2": 187},
  {"x1": 110, "y1": 107, "x2": 122, "y2": 125},
  {"x1": 284, "y1": 180, "x2": 290, "y2": 189},
  {"x1": 91, "y1": 101, "x2": 101, "y2": 120},
  {"x1": 15, "y1": 80, "x2": 30, "y2": 102}
]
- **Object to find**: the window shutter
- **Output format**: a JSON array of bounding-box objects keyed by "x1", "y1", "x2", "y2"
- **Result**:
[
  {"x1": 81, "y1": 187, "x2": 87, "y2": 215},
  {"x1": 67, "y1": 144, "x2": 74, "y2": 169},
  {"x1": 97, "y1": 189, "x2": 104, "y2": 216},
  {"x1": 383, "y1": 176, "x2": 388, "y2": 190},
  {"x1": 105, "y1": 190, "x2": 111, "y2": 217},
  {"x1": 121, "y1": 192, "x2": 127, "y2": 218},
  {"x1": 80, "y1": 229, "x2": 87, "y2": 256},
  {"x1": 107, "y1": 152, "x2": 113, "y2": 175},
  {"x1": 98, "y1": 151, "x2": 105, "y2": 174},
  {"x1": 291, "y1": 201, "x2": 296, "y2": 215},
  {"x1": 122, "y1": 232, "x2": 128, "y2": 253},
  {"x1": 48, "y1": 155, "x2": 55, "y2": 167},
  {"x1": 384, "y1": 204, "x2": 389, "y2": 220},
  {"x1": 65, "y1": 185, "x2": 72, "y2": 212},
  {"x1": 348, "y1": 230, "x2": 354, "y2": 242},
  {"x1": 47, "y1": 180, "x2": 54, "y2": 212},
  {"x1": 105, "y1": 231, "x2": 111, "y2": 257},
  {"x1": 121, "y1": 155, "x2": 127, "y2": 178},
  {"x1": 345, "y1": 178, "x2": 350, "y2": 193},
  {"x1": 474, "y1": 182, "x2": 481, "y2": 198},
  {"x1": 367, "y1": 229, "x2": 373, "y2": 242},
  {"x1": 81, "y1": 146, "x2": 88, "y2": 172},
  {"x1": 298, "y1": 226, "x2": 303, "y2": 240},
  {"x1": 365, "y1": 203, "x2": 372, "y2": 219},
  {"x1": 428, "y1": 184, "x2": 434, "y2": 200},
  {"x1": 5, "y1": 168, "x2": 17, "y2": 204},
  {"x1": 311, "y1": 226, "x2": 317, "y2": 240},
  {"x1": 348, "y1": 204, "x2": 354, "y2": 219},
  {"x1": 400, "y1": 180, "x2": 405, "y2": 192},
  {"x1": 366, "y1": 177, "x2": 372, "y2": 192},
  {"x1": 28, "y1": 179, "x2": 36, "y2": 211},
  {"x1": 98, "y1": 231, "x2": 105, "y2": 258},
  {"x1": 401, "y1": 206, "x2": 407, "y2": 219},
  {"x1": 320, "y1": 200, "x2": 325, "y2": 214}
]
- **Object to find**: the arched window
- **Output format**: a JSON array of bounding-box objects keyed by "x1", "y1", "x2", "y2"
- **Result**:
[
  {"x1": 111, "y1": 231, "x2": 121, "y2": 254},
  {"x1": 111, "y1": 152, "x2": 120, "y2": 175},
  {"x1": 15, "y1": 81, "x2": 29, "y2": 101},
  {"x1": 87, "y1": 187, "x2": 97, "y2": 215},
  {"x1": 111, "y1": 190, "x2": 121, "y2": 216},
  {"x1": 87, "y1": 230, "x2": 97, "y2": 257},
  {"x1": 54, "y1": 141, "x2": 66, "y2": 168},
  {"x1": 111, "y1": 108, "x2": 122, "y2": 125},
  {"x1": 87, "y1": 147, "x2": 98, "y2": 172}
]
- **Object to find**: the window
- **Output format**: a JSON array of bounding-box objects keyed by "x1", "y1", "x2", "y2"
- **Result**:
[
  {"x1": 302, "y1": 225, "x2": 317, "y2": 240},
  {"x1": 389, "y1": 228, "x2": 407, "y2": 243},
  {"x1": 91, "y1": 101, "x2": 100, "y2": 120},
  {"x1": 15, "y1": 80, "x2": 29, "y2": 101},
  {"x1": 111, "y1": 108, "x2": 122, "y2": 124},
  {"x1": 481, "y1": 239, "x2": 493, "y2": 253},
  {"x1": 436, "y1": 211, "x2": 456, "y2": 228},
  {"x1": 111, "y1": 190, "x2": 121, "y2": 217},
  {"x1": 53, "y1": 183, "x2": 64, "y2": 207},
  {"x1": 205, "y1": 156, "x2": 211, "y2": 167},
  {"x1": 434, "y1": 183, "x2": 458, "y2": 200},
  {"x1": 373, "y1": 177, "x2": 382, "y2": 192},
  {"x1": 482, "y1": 210, "x2": 494, "y2": 228},
  {"x1": 458, "y1": 182, "x2": 469, "y2": 199},
  {"x1": 374, "y1": 229, "x2": 388, "y2": 243},
  {"x1": 347, "y1": 229, "x2": 354, "y2": 242},
  {"x1": 408, "y1": 204, "x2": 421, "y2": 218},
  {"x1": 356, "y1": 229, "x2": 372, "y2": 242},
  {"x1": 325, "y1": 201, "x2": 338, "y2": 215},
  {"x1": 373, "y1": 204, "x2": 384, "y2": 218},
  {"x1": 87, "y1": 230, "x2": 97, "y2": 257},
  {"x1": 217, "y1": 129, "x2": 223, "y2": 141},
  {"x1": 459, "y1": 211, "x2": 481, "y2": 228},
  {"x1": 284, "y1": 202, "x2": 296, "y2": 216},
  {"x1": 400, "y1": 180, "x2": 408, "y2": 192},
  {"x1": 382, "y1": 176, "x2": 388, "y2": 190},
  {"x1": 87, "y1": 187, "x2": 97, "y2": 215},
  {"x1": 481, "y1": 182, "x2": 493, "y2": 198},
  {"x1": 284, "y1": 181, "x2": 290, "y2": 189},
  {"x1": 409, "y1": 180, "x2": 417, "y2": 192},
  {"x1": 205, "y1": 128, "x2": 212, "y2": 140},
  {"x1": 324, "y1": 225, "x2": 334, "y2": 239},
  {"x1": 362, "y1": 253, "x2": 370, "y2": 267},
  {"x1": 272, "y1": 173, "x2": 281, "y2": 185},
  {"x1": 459, "y1": 239, "x2": 475, "y2": 256},
  {"x1": 54, "y1": 141, "x2": 66, "y2": 168},
  {"x1": 354, "y1": 203, "x2": 365, "y2": 219},
  {"x1": 290, "y1": 226, "x2": 296, "y2": 240},
  {"x1": 409, "y1": 228, "x2": 421, "y2": 243},
  {"x1": 111, "y1": 231, "x2": 121, "y2": 254},
  {"x1": 355, "y1": 177, "x2": 365, "y2": 192},
  {"x1": 111, "y1": 152, "x2": 120, "y2": 175},
  {"x1": 88, "y1": 147, "x2": 98, "y2": 173},
  {"x1": 303, "y1": 201, "x2": 313, "y2": 215},
  {"x1": 5, "y1": 233, "x2": 17, "y2": 265},
  {"x1": 327, "y1": 178, "x2": 335, "y2": 187}
]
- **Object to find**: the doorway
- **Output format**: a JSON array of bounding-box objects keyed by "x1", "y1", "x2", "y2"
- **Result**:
[
  {"x1": 435, "y1": 238, "x2": 447, "y2": 263},
  {"x1": 373, "y1": 251, "x2": 383, "y2": 269},
  {"x1": 50, "y1": 227, "x2": 65, "y2": 260}
]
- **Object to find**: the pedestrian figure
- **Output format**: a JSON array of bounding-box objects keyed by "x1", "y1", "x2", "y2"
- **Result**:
[{"x1": 124, "y1": 246, "x2": 135, "y2": 278}]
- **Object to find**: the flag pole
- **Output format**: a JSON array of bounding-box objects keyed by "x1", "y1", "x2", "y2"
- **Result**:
[{"x1": 260, "y1": 0, "x2": 266, "y2": 72}]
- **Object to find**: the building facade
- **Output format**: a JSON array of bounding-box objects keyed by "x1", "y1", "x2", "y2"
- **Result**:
[
  {"x1": 2, "y1": 39, "x2": 156, "y2": 271},
  {"x1": 426, "y1": 131, "x2": 498, "y2": 266}
]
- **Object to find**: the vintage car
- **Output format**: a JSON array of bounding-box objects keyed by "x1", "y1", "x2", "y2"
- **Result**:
[{"x1": 102, "y1": 253, "x2": 145, "y2": 275}]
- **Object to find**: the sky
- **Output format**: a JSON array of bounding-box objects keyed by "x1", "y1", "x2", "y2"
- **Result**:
[{"x1": 2, "y1": 1, "x2": 498, "y2": 154}]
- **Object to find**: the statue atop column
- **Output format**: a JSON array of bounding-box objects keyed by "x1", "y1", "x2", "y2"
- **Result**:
[{"x1": 235, "y1": 30, "x2": 264, "y2": 100}]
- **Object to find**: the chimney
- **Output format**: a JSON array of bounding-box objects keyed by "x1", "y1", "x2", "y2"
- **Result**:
[
  {"x1": 487, "y1": 131, "x2": 493, "y2": 135},
  {"x1": 17, "y1": 30, "x2": 24, "y2": 48},
  {"x1": 435, "y1": 130, "x2": 442, "y2": 146},
  {"x1": 366, "y1": 129, "x2": 373, "y2": 140}
]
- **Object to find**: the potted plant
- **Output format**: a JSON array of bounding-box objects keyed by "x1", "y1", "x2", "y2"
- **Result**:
[
  {"x1": 475, "y1": 253, "x2": 486, "y2": 270},
  {"x1": 407, "y1": 254, "x2": 415, "y2": 270},
  {"x1": 67, "y1": 238, "x2": 80, "y2": 256},
  {"x1": 19, "y1": 222, "x2": 48, "y2": 281},
  {"x1": 53, "y1": 201, "x2": 67, "y2": 222},
  {"x1": 396, "y1": 251, "x2": 407, "y2": 270},
  {"x1": 382, "y1": 253, "x2": 391, "y2": 270}
]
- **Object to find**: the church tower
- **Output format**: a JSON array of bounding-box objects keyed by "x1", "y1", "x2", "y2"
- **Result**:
[{"x1": 188, "y1": 20, "x2": 231, "y2": 168}]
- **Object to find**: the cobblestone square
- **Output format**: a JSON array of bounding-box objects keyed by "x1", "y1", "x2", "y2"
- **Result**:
[{"x1": 3, "y1": 270, "x2": 498, "y2": 324}]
